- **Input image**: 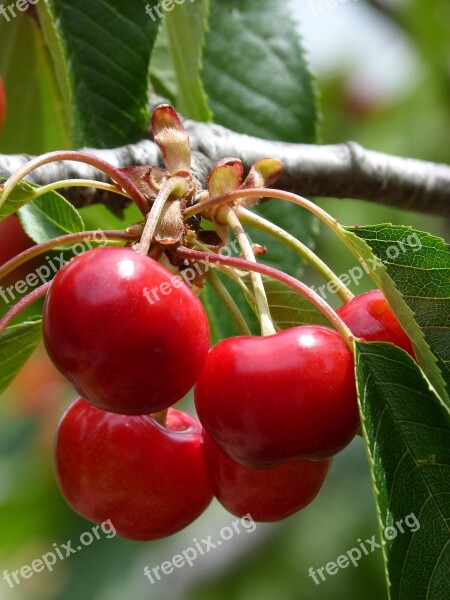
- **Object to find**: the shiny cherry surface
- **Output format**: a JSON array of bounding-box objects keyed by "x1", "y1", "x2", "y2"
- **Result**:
[
  {"x1": 203, "y1": 432, "x2": 331, "y2": 521},
  {"x1": 337, "y1": 289, "x2": 415, "y2": 357},
  {"x1": 195, "y1": 325, "x2": 359, "y2": 467},
  {"x1": 55, "y1": 399, "x2": 213, "y2": 541},
  {"x1": 43, "y1": 247, "x2": 210, "y2": 414}
]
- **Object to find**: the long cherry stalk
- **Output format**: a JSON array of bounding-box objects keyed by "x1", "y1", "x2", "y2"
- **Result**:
[
  {"x1": 191, "y1": 239, "x2": 257, "y2": 304},
  {"x1": 0, "y1": 282, "x2": 51, "y2": 336},
  {"x1": 206, "y1": 269, "x2": 252, "y2": 336},
  {"x1": 224, "y1": 207, "x2": 276, "y2": 336},
  {"x1": 237, "y1": 206, "x2": 354, "y2": 303},
  {"x1": 137, "y1": 177, "x2": 189, "y2": 256},
  {"x1": 0, "y1": 151, "x2": 149, "y2": 215},
  {"x1": 0, "y1": 229, "x2": 141, "y2": 281},
  {"x1": 184, "y1": 187, "x2": 339, "y2": 233},
  {"x1": 175, "y1": 246, "x2": 356, "y2": 349},
  {"x1": 185, "y1": 187, "x2": 370, "y2": 277},
  {"x1": 25, "y1": 179, "x2": 130, "y2": 202}
]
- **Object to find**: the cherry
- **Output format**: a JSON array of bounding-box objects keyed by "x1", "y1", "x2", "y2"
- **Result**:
[
  {"x1": 55, "y1": 398, "x2": 213, "y2": 541},
  {"x1": 43, "y1": 247, "x2": 210, "y2": 415},
  {"x1": 0, "y1": 216, "x2": 36, "y2": 297},
  {"x1": 195, "y1": 325, "x2": 359, "y2": 467},
  {"x1": 203, "y1": 432, "x2": 331, "y2": 521},
  {"x1": 337, "y1": 289, "x2": 415, "y2": 358},
  {"x1": 0, "y1": 215, "x2": 34, "y2": 268}
]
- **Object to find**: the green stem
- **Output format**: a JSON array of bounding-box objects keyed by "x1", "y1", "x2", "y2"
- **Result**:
[
  {"x1": 191, "y1": 239, "x2": 256, "y2": 304},
  {"x1": 237, "y1": 206, "x2": 354, "y2": 303},
  {"x1": 137, "y1": 177, "x2": 189, "y2": 256},
  {"x1": 224, "y1": 207, "x2": 275, "y2": 336},
  {"x1": 206, "y1": 270, "x2": 252, "y2": 336},
  {"x1": 25, "y1": 179, "x2": 129, "y2": 202},
  {"x1": 0, "y1": 151, "x2": 149, "y2": 215},
  {"x1": 151, "y1": 409, "x2": 168, "y2": 427},
  {"x1": 0, "y1": 281, "x2": 51, "y2": 336},
  {"x1": 184, "y1": 187, "x2": 339, "y2": 234},
  {"x1": 0, "y1": 229, "x2": 141, "y2": 281},
  {"x1": 175, "y1": 246, "x2": 356, "y2": 350}
]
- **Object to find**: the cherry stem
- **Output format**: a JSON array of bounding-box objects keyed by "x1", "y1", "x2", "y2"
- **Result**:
[
  {"x1": 151, "y1": 409, "x2": 168, "y2": 426},
  {"x1": 25, "y1": 179, "x2": 130, "y2": 202},
  {"x1": 184, "y1": 187, "x2": 339, "y2": 233},
  {"x1": 191, "y1": 239, "x2": 257, "y2": 304},
  {"x1": 0, "y1": 151, "x2": 149, "y2": 215},
  {"x1": 0, "y1": 229, "x2": 141, "y2": 281},
  {"x1": 175, "y1": 247, "x2": 356, "y2": 349},
  {"x1": 224, "y1": 207, "x2": 276, "y2": 336},
  {"x1": 137, "y1": 177, "x2": 189, "y2": 257},
  {"x1": 206, "y1": 270, "x2": 252, "y2": 336},
  {"x1": 0, "y1": 281, "x2": 51, "y2": 336},
  {"x1": 237, "y1": 207, "x2": 354, "y2": 303}
]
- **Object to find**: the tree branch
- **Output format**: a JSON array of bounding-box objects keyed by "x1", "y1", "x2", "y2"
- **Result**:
[{"x1": 0, "y1": 119, "x2": 448, "y2": 217}]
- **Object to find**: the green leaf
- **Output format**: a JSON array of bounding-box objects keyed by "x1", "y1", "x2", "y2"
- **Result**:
[
  {"x1": 0, "y1": 180, "x2": 32, "y2": 221},
  {"x1": 0, "y1": 15, "x2": 70, "y2": 153},
  {"x1": 0, "y1": 319, "x2": 42, "y2": 395},
  {"x1": 18, "y1": 192, "x2": 85, "y2": 244},
  {"x1": 263, "y1": 276, "x2": 332, "y2": 330},
  {"x1": 200, "y1": 274, "x2": 259, "y2": 344},
  {"x1": 37, "y1": 0, "x2": 160, "y2": 148},
  {"x1": 342, "y1": 224, "x2": 450, "y2": 406},
  {"x1": 203, "y1": 0, "x2": 319, "y2": 143},
  {"x1": 0, "y1": 177, "x2": 84, "y2": 243},
  {"x1": 149, "y1": 25, "x2": 177, "y2": 104},
  {"x1": 241, "y1": 274, "x2": 331, "y2": 330},
  {"x1": 356, "y1": 341, "x2": 450, "y2": 600},
  {"x1": 164, "y1": 0, "x2": 212, "y2": 121},
  {"x1": 0, "y1": 179, "x2": 49, "y2": 221}
]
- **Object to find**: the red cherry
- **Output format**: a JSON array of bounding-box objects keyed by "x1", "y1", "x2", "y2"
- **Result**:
[
  {"x1": 337, "y1": 289, "x2": 415, "y2": 358},
  {"x1": 0, "y1": 76, "x2": 5, "y2": 131},
  {"x1": 0, "y1": 215, "x2": 34, "y2": 267},
  {"x1": 0, "y1": 215, "x2": 35, "y2": 296},
  {"x1": 203, "y1": 432, "x2": 331, "y2": 521},
  {"x1": 43, "y1": 247, "x2": 210, "y2": 415},
  {"x1": 195, "y1": 325, "x2": 359, "y2": 467},
  {"x1": 55, "y1": 398, "x2": 213, "y2": 541}
]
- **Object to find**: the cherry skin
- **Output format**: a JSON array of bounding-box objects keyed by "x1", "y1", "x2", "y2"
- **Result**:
[
  {"x1": 337, "y1": 289, "x2": 415, "y2": 358},
  {"x1": 0, "y1": 215, "x2": 34, "y2": 269},
  {"x1": 195, "y1": 325, "x2": 359, "y2": 467},
  {"x1": 0, "y1": 215, "x2": 36, "y2": 296},
  {"x1": 203, "y1": 432, "x2": 331, "y2": 521},
  {"x1": 55, "y1": 398, "x2": 213, "y2": 541},
  {"x1": 43, "y1": 247, "x2": 210, "y2": 415}
]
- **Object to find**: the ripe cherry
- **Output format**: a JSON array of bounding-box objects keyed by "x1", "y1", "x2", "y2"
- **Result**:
[
  {"x1": 0, "y1": 215, "x2": 34, "y2": 268},
  {"x1": 337, "y1": 289, "x2": 415, "y2": 358},
  {"x1": 195, "y1": 325, "x2": 359, "y2": 467},
  {"x1": 55, "y1": 398, "x2": 213, "y2": 541},
  {"x1": 43, "y1": 247, "x2": 210, "y2": 415},
  {"x1": 203, "y1": 432, "x2": 331, "y2": 521}
]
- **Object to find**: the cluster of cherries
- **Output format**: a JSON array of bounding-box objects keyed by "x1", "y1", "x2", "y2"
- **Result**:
[{"x1": 43, "y1": 245, "x2": 415, "y2": 541}]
